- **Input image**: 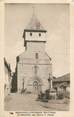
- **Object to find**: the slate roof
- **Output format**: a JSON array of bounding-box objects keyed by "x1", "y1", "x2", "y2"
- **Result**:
[
  {"x1": 26, "y1": 13, "x2": 45, "y2": 31},
  {"x1": 4, "y1": 57, "x2": 11, "y2": 73},
  {"x1": 53, "y1": 73, "x2": 70, "y2": 82}
]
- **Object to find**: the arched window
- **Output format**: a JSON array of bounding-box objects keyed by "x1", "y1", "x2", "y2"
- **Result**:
[
  {"x1": 30, "y1": 32, "x2": 32, "y2": 36},
  {"x1": 35, "y1": 53, "x2": 38, "y2": 59},
  {"x1": 39, "y1": 33, "x2": 41, "y2": 37}
]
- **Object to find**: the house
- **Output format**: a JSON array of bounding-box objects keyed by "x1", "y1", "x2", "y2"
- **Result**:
[
  {"x1": 4, "y1": 58, "x2": 11, "y2": 97},
  {"x1": 53, "y1": 73, "x2": 70, "y2": 93}
]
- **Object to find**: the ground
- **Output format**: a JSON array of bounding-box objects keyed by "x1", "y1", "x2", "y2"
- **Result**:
[{"x1": 4, "y1": 93, "x2": 69, "y2": 111}]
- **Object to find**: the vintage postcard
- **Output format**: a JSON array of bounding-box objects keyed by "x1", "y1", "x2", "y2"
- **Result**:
[{"x1": 0, "y1": 0, "x2": 74, "y2": 117}]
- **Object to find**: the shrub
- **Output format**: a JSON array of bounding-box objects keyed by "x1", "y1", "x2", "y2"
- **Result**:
[
  {"x1": 65, "y1": 91, "x2": 70, "y2": 99},
  {"x1": 45, "y1": 90, "x2": 49, "y2": 99},
  {"x1": 57, "y1": 92, "x2": 64, "y2": 99}
]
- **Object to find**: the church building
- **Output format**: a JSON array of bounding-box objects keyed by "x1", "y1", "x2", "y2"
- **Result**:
[{"x1": 16, "y1": 13, "x2": 52, "y2": 94}]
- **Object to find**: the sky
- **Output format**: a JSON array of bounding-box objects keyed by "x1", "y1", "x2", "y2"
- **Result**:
[{"x1": 5, "y1": 3, "x2": 70, "y2": 77}]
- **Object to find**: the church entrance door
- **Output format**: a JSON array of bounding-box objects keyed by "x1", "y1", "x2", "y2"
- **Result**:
[{"x1": 33, "y1": 81, "x2": 41, "y2": 95}]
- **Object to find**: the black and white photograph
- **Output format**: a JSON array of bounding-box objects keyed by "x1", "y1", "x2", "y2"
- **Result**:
[{"x1": 4, "y1": 3, "x2": 70, "y2": 111}]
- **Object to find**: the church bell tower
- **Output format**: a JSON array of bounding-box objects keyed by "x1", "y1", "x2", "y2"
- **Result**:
[{"x1": 23, "y1": 12, "x2": 47, "y2": 49}]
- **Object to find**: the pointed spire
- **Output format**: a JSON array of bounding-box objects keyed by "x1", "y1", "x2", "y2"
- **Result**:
[{"x1": 26, "y1": 6, "x2": 45, "y2": 31}]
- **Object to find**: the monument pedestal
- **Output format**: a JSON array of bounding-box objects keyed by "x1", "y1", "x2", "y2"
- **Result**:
[{"x1": 49, "y1": 88, "x2": 56, "y2": 100}]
